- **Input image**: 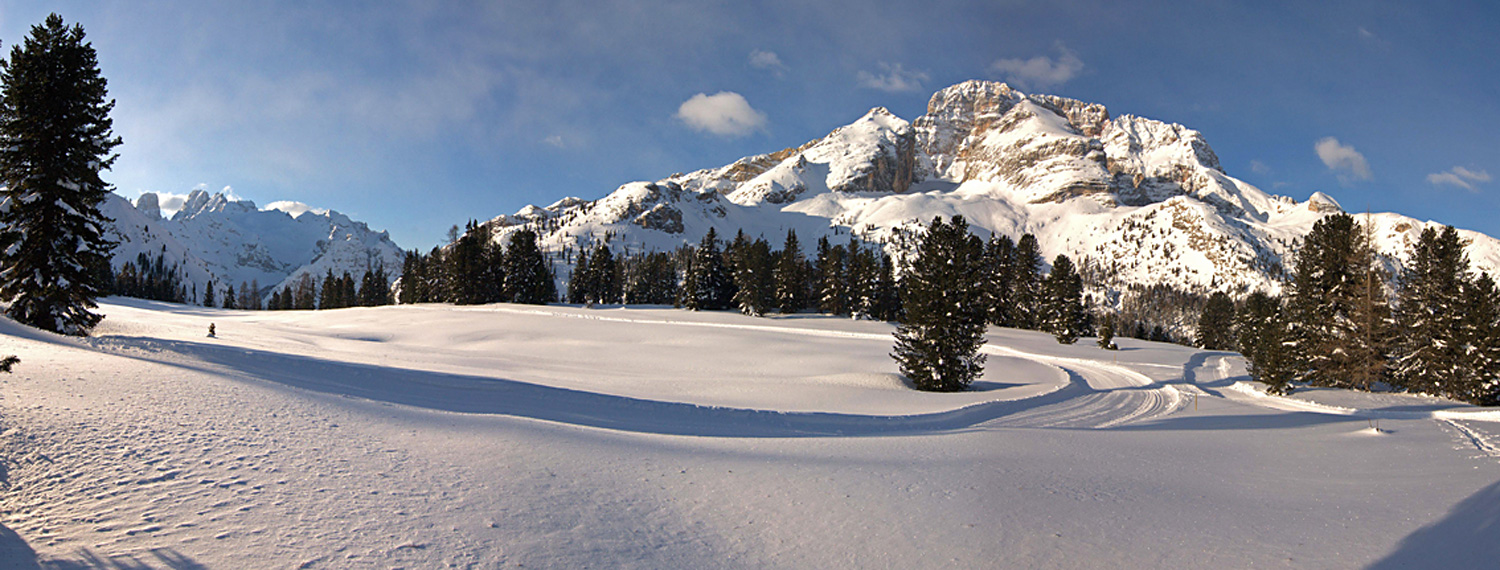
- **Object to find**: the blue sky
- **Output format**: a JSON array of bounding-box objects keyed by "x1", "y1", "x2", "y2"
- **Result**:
[{"x1": 2, "y1": 1, "x2": 1497, "y2": 250}]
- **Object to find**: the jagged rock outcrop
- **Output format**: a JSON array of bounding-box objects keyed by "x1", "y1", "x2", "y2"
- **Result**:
[{"x1": 476, "y1": 80, "x2": 1500, "y2": 296}]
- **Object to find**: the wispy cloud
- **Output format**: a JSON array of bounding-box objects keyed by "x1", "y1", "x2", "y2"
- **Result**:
[
  {"x1": 856, "y1": 62, "x2": 929, "y2": 93},
  {"x1": 1427, "y1": 166, "x2": 1492, "y2": 192},
  {"x1": 1315, "y1": 137, "x2": 1373, "y2": 184},
  {"x1": 1250, "y1": 160, "x2": 1272, "y2": 175},
  {"x1": 675, "y1": 92, "x2": 767, "y2": 137},
  {"x1": 989, "y1": 43, "x2": 1084, "y2": 91},
  {"x1": 749, "y1": 50, "x2": 788, "y2": 77}
]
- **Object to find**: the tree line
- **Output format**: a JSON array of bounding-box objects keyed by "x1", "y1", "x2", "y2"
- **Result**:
[{"x1": 1197, "y1": 213, "x2": 1500, "y2": 405}]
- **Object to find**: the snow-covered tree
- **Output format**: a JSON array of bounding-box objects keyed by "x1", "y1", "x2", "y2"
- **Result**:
[
  {"x1": 892, "y1": 215, "x2": 988, "y2": 392},
  {"x1": 0, "y1": 14, "x2": 121, "y2": 335},
  {"x1": 682, "y1": 228, "x2": 732, "y2": 311},
  {"x1": 774, "y1": 230, "x2": 810, "y2": 314},
  {"x1": 1285, "y1": 213, "x2": 1390, "y2": 389},
  {"x1": 1042, "y1": 254, "x2": 1085, "y2": 344},
  {"x1": 1393, "y1": 225, "x2": 1478, "y2": 398},
  {"x1": 1237, "y1": 291, "x2": 1295, "y2": 395}
]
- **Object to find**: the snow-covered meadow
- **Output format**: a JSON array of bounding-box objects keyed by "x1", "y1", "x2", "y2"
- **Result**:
[{"x1": 1, "y1": 297, "x2": 1497, "y2": 568}]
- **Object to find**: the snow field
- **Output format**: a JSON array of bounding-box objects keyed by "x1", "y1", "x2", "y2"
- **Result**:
[{"x1": 0, "y1": 298, "x2": 1497, "y2": 568}]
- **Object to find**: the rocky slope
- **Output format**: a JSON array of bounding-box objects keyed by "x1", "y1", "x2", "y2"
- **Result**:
[
  {"x1": 480, "y1": 80, "x2": 1500, "y2": 296},
  {"x1": 103, "y1": 189, "x2": 406, "y2": 303}
]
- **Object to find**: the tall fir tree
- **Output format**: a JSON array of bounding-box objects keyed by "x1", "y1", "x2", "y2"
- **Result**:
[
  {"x1": 774, "y1": 230, "x2": 809, "y2": 314},
  {"x1": 503, "y1": 228, "x2": 555, "y2": 305},
  {"x1": 1010, "y1": 234, "x2": 1044, "y2": 330},
  {"x1": 568, "y1": 248, "x2": 590, "y2": 304},
  {"x1": 1236, "y1": 291, "x2": 1296, "y2": 394},
  {"x1": 1458, "y1": 272, "x2": 1500, "y2": 404},
  {"x1": 0, "y1": 14, "x2": 121, "y2": 335},
  {"x1": 730, "y1": 237, "x2": 775, "y2": 316},
  {"x1": 1195, "y1": 291, "x2": 1236, "y2": 350},
  {"x1": 682, "y1": 228, "x2": 732, "y2": 311},
  {"x1": 983, "y1": 235, "x2": 1015, "y2": 327},
  {"x1": 891, "y1": 215, "x2": 988, "y2": 392},
  {"x1": 1392, "y1": 225, "x2": 1474, "y2": 398},
  {"x1": 1041, "y1": 254, "x2": 1085, "y2": 344},
  {"x1": 1285, "y1": 213, "x2": 1389, "y2": 389}
]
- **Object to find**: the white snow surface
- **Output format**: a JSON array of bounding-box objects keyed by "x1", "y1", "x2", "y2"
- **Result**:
[
  {"x1": 1, "y1": 298, "x2": 1498, "y2": 568},
  {"x1": 102, "y1": 190, "x2": 406, "y2": 304}
]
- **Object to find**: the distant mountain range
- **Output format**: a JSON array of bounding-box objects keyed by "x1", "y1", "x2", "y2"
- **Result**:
[
  {"x1": 103, "y1": 189, "x2": 405, "y2": 304},
  {"x1": 479, "y1": 80, "x2": 1500, "y2": 294}
]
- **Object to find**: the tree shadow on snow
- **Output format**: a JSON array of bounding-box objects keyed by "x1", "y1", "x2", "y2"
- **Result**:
[
  {"x1": 37, "y1": 547, "x2": 206, "y2": 570},
  {"x1": 89, "y1": 335, "x2": 1097, "y2": 439},
  {"x1": 1366, "y1": 479, "x2": 1500, "y2": 570},
  {"x1": 0, "y1": 522, "x2": 40, "y2": 570}
]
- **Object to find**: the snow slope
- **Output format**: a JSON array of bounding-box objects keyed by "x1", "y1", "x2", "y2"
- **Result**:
[
  {"x1": 102, "y1": 189, "x2": 406, "y2": 305},
  {"x1": 481, "y1": 80, "x2": 1500, "y2": 296},
  {"x1": 1, "y1": 299, "x2": 1498, "y2": 568}
]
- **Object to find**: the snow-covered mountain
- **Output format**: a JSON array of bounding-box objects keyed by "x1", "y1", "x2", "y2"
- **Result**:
[
  {"x1": 103, "y1": 189, "x2": 406, "y2": 303},
  {"x1": 480, "y1": 80, "x2": 1500, "y2": 294}
]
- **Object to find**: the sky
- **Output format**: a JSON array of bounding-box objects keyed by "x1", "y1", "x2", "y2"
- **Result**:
[{"x1": 0, "y1": 0, "x2": 1497, "y2": 250}]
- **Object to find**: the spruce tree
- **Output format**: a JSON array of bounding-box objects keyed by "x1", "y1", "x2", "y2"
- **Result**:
[
  {"x1": 590, "y1": 242, "x2": 619, "y2": 304},
  {"x1": 1010, "y1": 234, "x2": 1044, "y2": 330},
  {"x1": 1041, "y1": 254, "x2": 1084, "y2": 344},
  {"x1": 891, "y1": 215, "x2": 988, "y2": 392},
  {"x1": 1459, "y1": 273, "x2": 1500, "y2": 404},
  {"x1": 730, "y1": 237, "x2": 774, "y2": 316},
  {"x1": 1237, "y1": 291, "x2": 1296, "y2": 394},
  {"x1": 983, "y1": 235, "x2": 1015, "y2": 327},
  {"x1": 503, "y1": 228, "x2": 554, "y2": 305},
  {"x1": 683, "y1": 228, "x2": 732, "y2": 311},
  {"x1": 1195, "y1": 291, "x2": 1236, "y2": 350},
  {"x1": 1285, "y1": 213, "x2": 1389, "y2": 389},
  {"x1": 1393, "y1": 225, "x2": 1472, "y2": 397},
  {"x1": 0, "y1": 15, "x2": 121, "y2": 335},
  {"x1": 1096, "y1": 313, "x2": 1118, "y2": 350},
  {"x1": 203, "y1": 280, "x2": 216, "y2": 308},
  {"x1": 774, "y1": 230, "x2": 809, "y2": 314},
  {"x1": 568, "y1": 248, "x2": 590, "y2": 304}
]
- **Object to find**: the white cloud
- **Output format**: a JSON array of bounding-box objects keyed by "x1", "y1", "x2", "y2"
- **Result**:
[
  {"x1": 675, "y1": 92, "x2": 767, "y2": 137},
  {"x1": 989, "y1": 44, "x2": 1084, "y2": 91},
  {"x1": 1427, "y1": 166, "x2": 1492, "y2": 192},
  {"x1": 543, "y1": 135, "x2": 567, "y2": 148},
  {"x1": 856, "y1": 62, "x2": 929, "y2": 93},
  {"x1": 1315, "y1": 137, "x2": 1373, "y2": 183},
  {"x1": 749, "y1": 50, "x2": 788, "y2": 77},
  {"x1": 264, "y1": 200, "x2": 329, "y2": 218},
  {"x1": 1250, "y1": 160, "x2": 1272, "y2": 175}
]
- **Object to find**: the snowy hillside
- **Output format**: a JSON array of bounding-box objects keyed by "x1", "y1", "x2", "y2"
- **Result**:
[
  {"x1": 481, "y1": 80, "x2": 1500, "y2": 294},
  {"x1": 102, "y1": 189, "x2": 406, "y2": 303},
  {"x1": 1, "y1": 299, "x2": 1498, "y2": 567}
]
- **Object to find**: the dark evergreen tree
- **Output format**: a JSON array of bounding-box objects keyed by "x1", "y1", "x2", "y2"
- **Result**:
[
  {"x1": 1010, "y1": 234, "x2": 1044, "y2": 330},
  {"x1": 222, "y1": 284, "x2": 237, "y2": 309},
  {"x1": 503, "y1": 228, "x2": 554, "y2": 304},
  {"x1": 730, "y1": 237, "x2": 775, "y2": 316},
  {"x1": 622, "y1": 251, "x2": 677, "y2": 305},
  {"x1": 202, "y1": 280, "x2": 216, "y2": 308},
  {"x1": 1041, "y1": 254, "x2": 1085, "y2": 344},
  {"x1": 682, "y1": 228, "x2": 732, "y2": 311},
  {"x1": 0, "y1": 14, "x2": 121, "y2": 335},
  {"x1": 1096, "y1": 313, "x2": 1118, "y2": 350},
  {"x1": 869, "y1": 253, "x2": 902, "y2": 322},
  {"x1": 1285, "y1": 213, "x2": 1390, "y2": 389},
  {"x1": 1393, "y1": 226, "x2": 1475, "y2": 398},
  {"x1": 1236, "y1": 291, "x2": 1296, "y2": 395},
  {"x1": 1459, "y1": 273, "x2": 1500, "y2": 405},
  {"x1": 293, "y1": 273, "x2": 317, "y2": 310},
  {"x1": 568, "y1": 248, "x2": 590, "y2": 304},
  {"x1": 318, "y1": 269, "x2": 339, "y2": 309},
  {"x1": 815, "y1": 236, "x2": 849, "y2": 315},
  {"x1": 589, "y1": 242, "x2": 619, "y2": 304},
  {"x1": 983, "y1": 235, "x2": 1015, "y2": 326},
  {"x1": 1195, "y1": 291, "x2": 1236, "y2": 350},
  {"x1": 774, "y1": 230, "x2": 810, "y2": 314},
  {"x1": 891, "y1": 215, "x2": 988, "y2": 392}
]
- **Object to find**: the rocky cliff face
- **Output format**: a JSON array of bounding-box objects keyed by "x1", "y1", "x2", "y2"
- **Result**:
[
  {"x1": 478, "y1": 80, "x2": 1500, "y2": 296},
  {"x1": 103, "y1": 190, "x2": 406, "y2": 304}
]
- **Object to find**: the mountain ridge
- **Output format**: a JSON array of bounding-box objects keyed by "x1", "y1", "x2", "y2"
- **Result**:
[{"x1": 478, "y1": 80, "x2": 1500, "y2": 296}]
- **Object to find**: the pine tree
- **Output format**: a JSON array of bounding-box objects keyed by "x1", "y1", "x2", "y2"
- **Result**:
[
  {"x1": 1041, "y1": 254, "x2": 1084, "y2": 344},
  {"x1": 1010, "y1": 234, "x2": 1044, "y2": 330},
  {"x1": 982, "y1": 234, "x2": 1015, "y2": 326},
  {"x1": 1459, "y1": 273, "x2": 1500, "y2": 404},
  {"x1": 1285, "y1": 213, "x2": 1390, "y2": 389},
  {"x1": 0, "y1": 15, "x2": 121, "y2": 335},
  {"x1": 1096, "y1": 313, "x2": 1118, "y2": 350},
  {"x1": 589, "y1": 242, "x2": 619, "y2": 304},
  {"x1": 870, "y1": 253, "x2": 901, "y2": 322},
  {"x1": 774, "y1": 230, "x2": 809, "y2": 314},
  {"x1": 1195, "y1": 291, "x2": 1236, "y2": 350},
  {"x1": 222, "y1": 284, "x2": 237, "y2": 309},
  {"x1": 568, "y1": 248, "x2": 590, "y2": 304},
  {"x1": 503, "y1": 228, "x2": 554, "y2": 304},
  {"x1": 1237, "y1": 291, "x2": 1296, "y2": 395},
  {"x1": 815, "y1": 237, "x2": 849, "y2": 315},
  {"x1": 1392, "y1": 225, "x2": 1472, "y2": 397},
  {"x1": 203, "y1": 280, "x2": 216, "y2": 308},
  {"x1": 730, "y1": 237, "x2": 775, "y2": 316},
  {"x1": 683, "y1": 228, "x2": 732, "y2": 311},
  {"x1": 891, "y1": 215, "x2": 988, "y2": 392}
]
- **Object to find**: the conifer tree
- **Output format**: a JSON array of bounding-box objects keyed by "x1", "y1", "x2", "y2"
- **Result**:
[
  {"x1": 1010, "y1": 234, "x2": 1044, "y2": 330},
  {"x1": 891, "y1": 215, "x2": 988, "y2": 392},
  {"x1": 222, "y1": 284, "x2": 237, "y2": 309},
  {"x1": 1285, "y1": 213, "x2": 1390, "y2": 389},
  {"x1": 730, "y1": 237, "x2": 775, "y2": 316},
  {"x1": 0, "y1": 15, "x2": 121, "y2": 335},
  {"x1": 1096, "y1": 313, "x2": 1118, "y2": 350},
  {"x1": 568, "y1": 248, "x2": 590, "y2": 304},
  {"x1": 682, "y1": 228, "x2": 732, "y2": 311},
  {"x1": 1195, "y1": 291, "x2": 1236, "y2": 350},
  {"x1": 319, "y1": 269, "x2": 339, "y2": 309},
  {"x1": 870, "y1": 253, "x2": 901, "y2": 322},
  {"x1": 815, "y1": 237, "x2": 849, "y2": 315},
  {"x1": 1459, "y1": 273, "x2": 1500, "y2": 404},
  {"x1": 1041, "y1": 254, "x2": 1085, "y2": 344},
  {"x1": 774, "y1": 230, "x2": 809, "y2": 314},
  {"x1": 1393, "y1": 225, "x2": 1472, "y2": 397},
  {"x1": 983, "y1": 235, "x2": 1015, "y2": 327},
  {"x1": 1237, "y1": 291, "x2": 1296, "y2": 394},
  {"x1": 503, "y1": 228, "x2": 554, "y2": 304},
  {"x1": 203, "y1": 280, "x2": 216, "y2": 308},
  {"x1": 589, "y1": 242, "x2": 619, "y2": 304}
]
